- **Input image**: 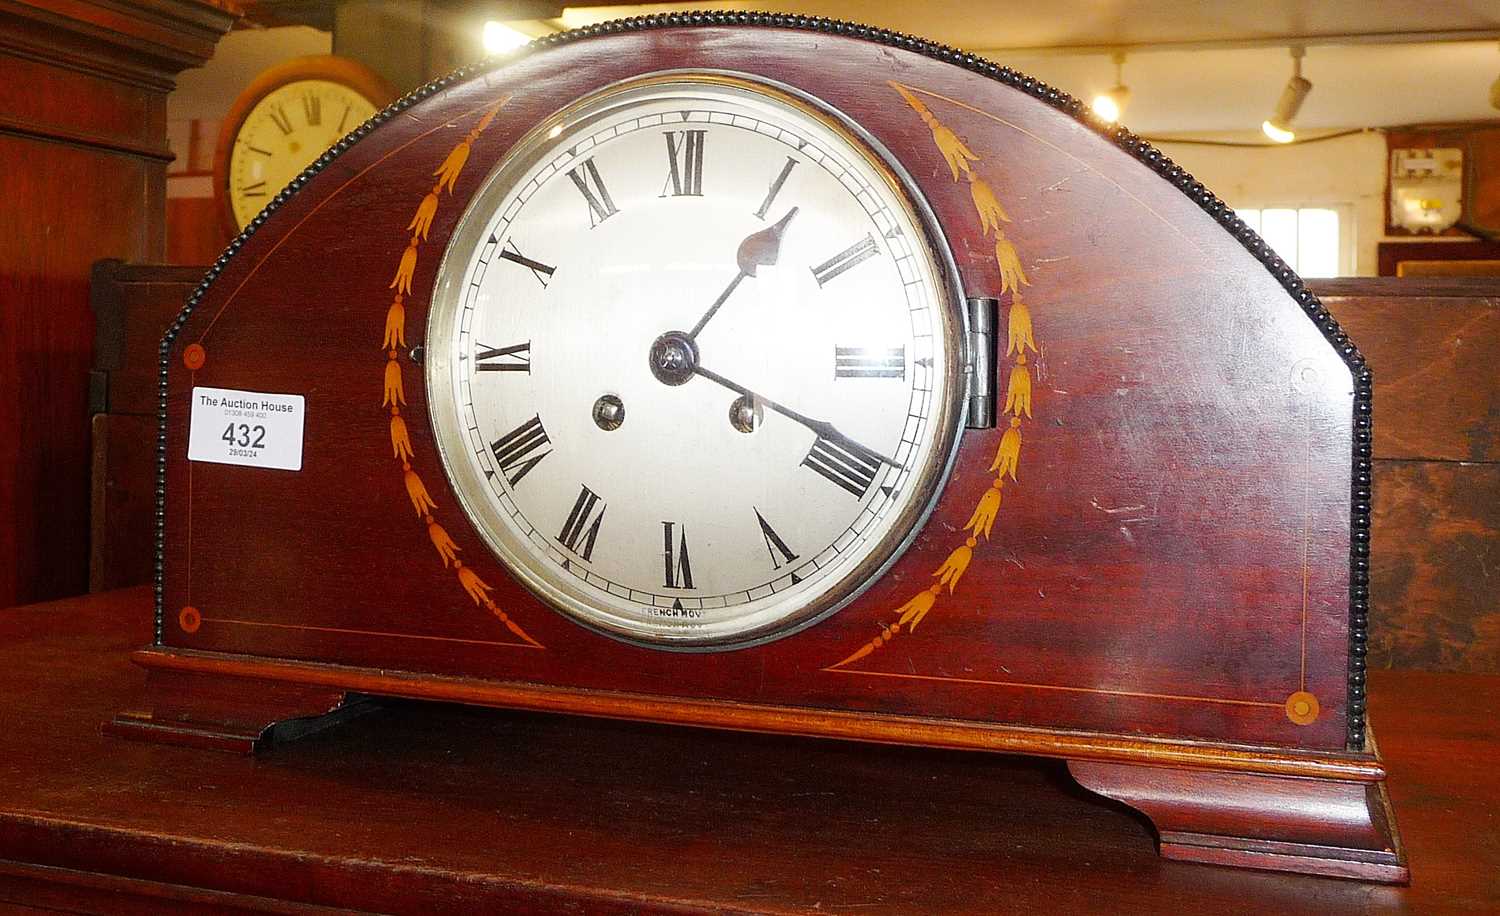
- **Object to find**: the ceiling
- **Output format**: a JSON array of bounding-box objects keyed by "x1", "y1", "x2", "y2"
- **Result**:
[
  {"x1": 221, "y1": 1, "x2": 1500, "y2": 135},
  {"x1": 552, "y1": 1, "x2": 1500, "y2": 134},
  {"x1": 998, "y1": 40, "x2": 1499, "y2": 134},
  {"x1": 553, "y1": 1, "x2": 1500, "y2": 51}
]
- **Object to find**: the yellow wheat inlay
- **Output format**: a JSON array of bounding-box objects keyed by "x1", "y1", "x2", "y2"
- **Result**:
[
  {"x1": 829, "y1": 83, "x2": 1042, "y2": 670},
  {"x1": 375, "y1": 96, "x2": 541, "y2": 648}
]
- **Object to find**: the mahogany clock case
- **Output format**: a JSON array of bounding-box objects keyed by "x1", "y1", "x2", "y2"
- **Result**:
[{"x1": 122, "y1": 14, "x2": 1398, "y2": 882}]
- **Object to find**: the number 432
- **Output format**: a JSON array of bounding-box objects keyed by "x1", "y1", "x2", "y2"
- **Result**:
[{"x1": 221, "y1": 422, "x2": 266, "y2": 449}]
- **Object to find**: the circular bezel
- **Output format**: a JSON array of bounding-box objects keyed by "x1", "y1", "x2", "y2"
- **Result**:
[{"x1": 426, "y1": 71, "x2": 968, "y2": 650}]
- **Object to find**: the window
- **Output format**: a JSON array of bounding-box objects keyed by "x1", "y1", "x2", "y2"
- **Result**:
[{"x1": 1234, "y1": 207, "x2": 1346, "y2": 278}]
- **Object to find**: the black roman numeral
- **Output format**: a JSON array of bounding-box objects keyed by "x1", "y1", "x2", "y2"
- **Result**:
[
  {"x1": 565, "y1": 158, "x2": 619, "y2": 227},
  {"x1": 660, "y1": 129, "x2": 705, "y2": 197},
  {"x1": 835, "y1": 346, "x2": 905, "y2": 379},
  {"x1": 302, "y1": 92, "x2": 322, "y2": 126},
  {"x1": 662, "y1": 521, "x2": 695, "y2": 589},
  {"x1": 268, "y1": 104, "x2": 293, "y2": 135},
  {"x1": 754, "y1": 508, "x2": 799, "y2": 569},
  {"x1": 489, "y1": 415, "x2": 551, "y2": 486},
  {"x1": 498, "y1": 240, "x2": 555, "y2": 287},
  {"x1": 810, "y1": 234, "x2": 879, "y2": 286},
  {"x1": 337, "y1": 103, "x2": 353, "y2": 133},
  {"x1": 802, "y1": 433, "x2": 883, "y2": 498},
  {"x1": 754, "y1": 156, "x2": 798, "y2": 219},
  {"x1": 475, "y1": 341, "x2": 530, "y2": 373},
  {"x1": 238, "y1": 181, "x2": 267, "y2": 198},
  {"x1": 558, "y1": 485, "x2": 606, "y2": 561}
]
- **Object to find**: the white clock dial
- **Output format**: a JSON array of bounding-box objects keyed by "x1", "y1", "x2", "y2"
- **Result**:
[
  {"x1": 428, "y1": 75, "x2": 963, "y2": 648},
  {"x1": 227, "y1": 79, "x2": 379, "y2": 230}
]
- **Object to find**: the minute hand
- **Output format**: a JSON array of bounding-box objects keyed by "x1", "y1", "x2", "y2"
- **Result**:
[
  {"x1": 693, "y1": 364, "x2": 902, "y2": 469},
  {"x1": 686, "y1": 207, "x2": 798, "y2": 341}
]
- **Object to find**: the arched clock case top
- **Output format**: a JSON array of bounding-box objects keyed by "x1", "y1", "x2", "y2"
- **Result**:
[{"x1": 126, "y1": 14, "x2": 1402, "y2": 884}]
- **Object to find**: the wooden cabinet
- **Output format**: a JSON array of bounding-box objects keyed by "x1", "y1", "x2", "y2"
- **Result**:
[{"x1": 0, "y1": 0, "x2": 235, "y2": 606}]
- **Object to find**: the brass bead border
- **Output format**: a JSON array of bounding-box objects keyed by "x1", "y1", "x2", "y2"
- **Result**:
[{"x1": 154, "y1": 10, "x2": 1373, "y2": 750}]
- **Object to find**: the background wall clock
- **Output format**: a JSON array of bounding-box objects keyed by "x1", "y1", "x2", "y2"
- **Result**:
[
  {"x1": 212, "y1": 54, "x2": 395, "y2": 234},
  {"x1": 114, "y1": 14, "x2": 1405, "y2": 884}
]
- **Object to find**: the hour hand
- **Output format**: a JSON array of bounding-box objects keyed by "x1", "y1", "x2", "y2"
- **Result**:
[{"x1": 692, "y1": 364, "x2": 901, "y2": 475}]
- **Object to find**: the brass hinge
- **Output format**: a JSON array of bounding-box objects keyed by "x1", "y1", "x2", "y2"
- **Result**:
[{"x1": 964, "y1": 297, "x2": 998, "y2": 429}]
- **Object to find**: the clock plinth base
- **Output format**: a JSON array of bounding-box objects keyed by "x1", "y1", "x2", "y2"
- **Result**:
[
  {"x1": 105, "y1": 667, "x2": 364, "y2": 755},
  {"x1": 1068, "y1": 754, "x2": 1409, "y2": 884}
]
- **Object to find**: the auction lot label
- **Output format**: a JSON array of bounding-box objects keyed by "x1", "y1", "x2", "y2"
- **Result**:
[{"x1": 187, "y1": 386, "x2": 305, "y2": 471}]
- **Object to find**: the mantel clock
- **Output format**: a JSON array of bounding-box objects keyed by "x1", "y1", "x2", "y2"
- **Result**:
[{"x1": 114, "y1": 15, "x2": 1407, "y2": 884}]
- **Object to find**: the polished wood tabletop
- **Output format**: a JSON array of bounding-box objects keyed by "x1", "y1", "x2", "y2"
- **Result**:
[{"x1": 0, "y1": 587, "x2": 1495, "y2": 914}]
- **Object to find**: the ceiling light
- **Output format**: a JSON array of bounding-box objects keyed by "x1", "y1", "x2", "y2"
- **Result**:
[
  {"x1": 482, "y1": 20, "x2": 531, "y2": 55},
  {"x1": 1262, "y1": 47, "x2": 1311, "y2": 144},
  {"x1": 1091, "y1": 52, "x2": 1130, "y2": 124}
]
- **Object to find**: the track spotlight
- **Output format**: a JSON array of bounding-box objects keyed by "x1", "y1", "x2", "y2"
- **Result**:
[
  {"x1": 1091, "y1": 51, "x2": 1130, "y2": 123},
  {"x1": 1262, "y1": 46, "x2": 1311, "y2": 143},
  {"x1": 482, "y1": 20, "x2": 531, "y2": 55}
]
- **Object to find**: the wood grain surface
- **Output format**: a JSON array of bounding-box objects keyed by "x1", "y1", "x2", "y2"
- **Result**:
[
  {"x1": 1315, "y1": 279, "x2": 1500, "y2": 675},
  {"x1": 89, "y1": 263, "x2": 204, "y2": 591},
  {"x1": 2, "y1": 588, "x2": 1496, "y2": 913},
  {"x1": 1320, "y1": 286, "x2": 1500, "y2": 463},
  {"x1": 0, "y1": 0, "x2": 234, "y2": 608},
  {"x1": 158, "y1": 22, "x2": 1361, "y2": 753},
  {"x1": 91, "y1": 262, "x2": 206, "y2": 417},
  {"x1": 1370, "y1": 461, "x2": 1500, "y2": 672}
]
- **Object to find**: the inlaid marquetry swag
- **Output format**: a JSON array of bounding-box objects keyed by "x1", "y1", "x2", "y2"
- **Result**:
[
  {"x1": 381, "y1": 97, "x2": 543, "y2": 649},
  {"x1": 119, "y1": 13, "x2": 1402, "y2": 885},
  {"x1": 828, "y1": 81, "x2": 1036, "y2": 670}
]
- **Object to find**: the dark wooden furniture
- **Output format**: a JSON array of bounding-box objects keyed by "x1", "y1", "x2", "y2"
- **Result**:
[
  {"x1": 118, "y1": 18, "x2": 1402, "y2": 880},
  {"x1": 1376, "y1": 240, "x2": 1500, "y2": 277},
  {"x1": 0, "y1": 0, "x2": 234, "y2": 609},
  {"x1": 89, "y1": 261, "x2": 206, "y2": 592},
  {"x1": 2, "y1": 588, "x2": 1498, "y2": 913},
  {"x1": 1317, "y1": 278, "x2": 1500, "y2": 674}
]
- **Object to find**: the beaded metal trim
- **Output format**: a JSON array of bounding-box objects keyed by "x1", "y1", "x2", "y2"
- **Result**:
[{"x1": 154, "y1": 11, "x2": 1373, "y2": 750}]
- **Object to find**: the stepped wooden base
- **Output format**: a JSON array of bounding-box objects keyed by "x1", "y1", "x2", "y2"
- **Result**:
[
  {"x1": 105, "y1": 667, "x2": 368, "y2": 754},
  {"x1": 1069, "y1": 757, "x2": 1409, "y2": 883},
  {"x1": 108, "y1": 652, "x2": 1408, "y2": 883}
]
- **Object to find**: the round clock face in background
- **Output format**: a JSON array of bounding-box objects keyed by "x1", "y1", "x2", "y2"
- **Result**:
[
  {"x1": 224, "y1": 76, "x2": 380, "y2": 230},
  {"x1": 428, "y1": 75, "x2": 964, "y2": 649},
  {"x1": 214, "y1": 57, "x2": 394, "y2": 235}
]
